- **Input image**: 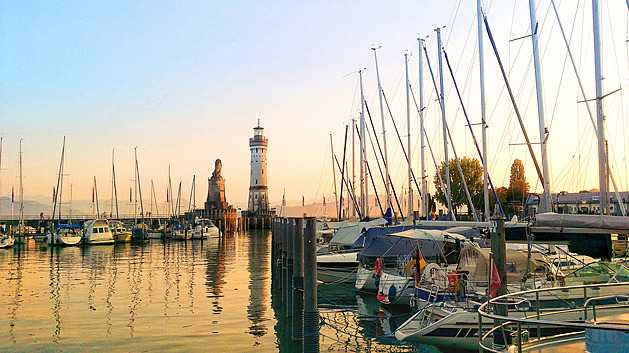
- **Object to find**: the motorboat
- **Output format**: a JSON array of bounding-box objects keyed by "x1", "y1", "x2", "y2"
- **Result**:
[
  {"x1": 108, "y1": 220, "x2": 132, "y2": 243},
  {"x1": 190, "y1": 218, "x2": 220, "y2": 239},
  {"x1": 49, "y1": 224, "x2": 82, "y2": 246},
  {"x1": 0, "y1": 233, "x2": 14, "y2": 248},
  {"x1": 83, "y1": 219, "x2": 114, "y2": 245}
]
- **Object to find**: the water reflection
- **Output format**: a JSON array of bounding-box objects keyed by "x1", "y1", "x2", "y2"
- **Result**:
[
  {"x1": 0, "y1": 232, "x2": 281, "y2": 352},
  {"x1": 247, "y1": 230, "x2": 270, "y2": 339}
]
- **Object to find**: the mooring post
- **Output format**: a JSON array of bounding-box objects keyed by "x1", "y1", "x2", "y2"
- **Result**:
[
  {"x1": 491, "y1": 215, "x2": 509, "y2": 348},
  {"x1": 292, "y1": 217, "x2": 304, "y2": 349},
  {"x1": 286, "y1": 218, "x2": 295, "y2": 317},
  {"x1": 303, "y1": 216, "x2": 319, "y2": 353}
]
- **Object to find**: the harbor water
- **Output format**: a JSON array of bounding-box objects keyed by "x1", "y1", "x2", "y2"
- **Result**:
[{"x1": 0, "y1": 230, "x2": 439, "y2": 352}]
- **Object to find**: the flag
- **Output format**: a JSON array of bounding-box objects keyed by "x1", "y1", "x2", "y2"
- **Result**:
[
  {"x1": 282, "y1": 190, "x2": 286, "y2": 206},
  {"x1": 166, "y1": 189, "x2": 169, "y2": 202},
  {"x1": 52, "y1": 187, "x2": 56, "y2": 203},
  {"x1": 92, "y1": 187, "x2": 95, "y2": 203},
  {"x1": 430, "y1": 204, "x2": 436, "y2": 220},
  {"x1": 414, "y1": 246, "x2": 427, "y2": 286},
  {"x1": 323, "y1": 196, "x2": 326, "y2": 206},
  {"x1": 11, "y1": 186, "x2": 14, "y2": 203},
  {"x1": 490, "y1": 260, "x2": 501, "y2": 297},
  {"x1": 130, "y1": 187, "x2": 133, "y2": 202},
  {"x1": 302, "y1": 195, "x2": 305, "y2": 206}
]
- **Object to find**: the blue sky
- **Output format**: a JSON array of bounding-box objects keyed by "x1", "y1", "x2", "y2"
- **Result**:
[{"x1": 1, "y1": 1, "x2": 628, "y2": 214}]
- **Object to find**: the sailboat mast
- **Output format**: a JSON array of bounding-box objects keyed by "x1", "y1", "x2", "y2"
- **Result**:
[
  {"x1": 418, "y1": 38, "x2": 427, "y2": 220},
  {"x1": 477, "y1": 0, "x2": 490, "y2": 221},
  {"x1": 528, "y1": 0, "x2": 552, "y2": 213},
  {"x1": 329, "y1": 134, "x2": 339, "y2": 218},
  {"x1": 359, "y1": 69, "x2": 368, "y2": 219},
  {"x1": 372, "y1": 46, "x2": 391, "y2": 214},
  {"x1": 19, "y1": 140, "x2": 24, "y2": 234},
  {"x1": 592, "y1": 0, "x2": 609, "y2": 214},
  {"x1": 436, "y1": 28, "x2": 454, "y2": 219},
  {"x1": 351, "y1": 118, "x2": 356, "y2": 219},
  {"x1": 112, "y1": 149, "x2": 120, "y2": 219},
  {"x1": 405, "y1": 52, "x2": 413, "y2": 219},
  {"x1": 58, "y1": 137, "x2": 65, "y2": 222}
]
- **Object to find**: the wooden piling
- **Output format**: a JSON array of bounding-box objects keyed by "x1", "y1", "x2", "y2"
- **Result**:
[
  {"x1": 292, "y1": 217, "x2": 304, "y2": 349},
  {"x1": 303, "y1": 217, "x2": 319, "y2": 353}
]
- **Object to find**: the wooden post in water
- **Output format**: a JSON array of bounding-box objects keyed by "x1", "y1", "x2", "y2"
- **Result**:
[
  {"x1": 490, "y1": 215, "x2": 508, "y2": 347},
  {"x1": 292, "y1": 217, "x2": 304, "y2": 349},
  {"x1": 303, "y1": 217, "x2": 319, "y2": 353},
  {"x1": 285, "y1": 218, "x2": 294, "y2": 317}
]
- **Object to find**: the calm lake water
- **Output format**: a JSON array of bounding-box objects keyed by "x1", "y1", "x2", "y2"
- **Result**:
[{"x1": 0, "y1": 230, "x2": 439, "y2": 352}]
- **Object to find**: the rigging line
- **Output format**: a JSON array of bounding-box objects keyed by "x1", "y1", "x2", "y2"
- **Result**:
[
  {"x1": 409, "y1": 85, "x2": 450, "y2": 210},
  {"x1": 444, "y1": 0, "x2": 463, "y2": 47},
  {"x1": 604, "y1": 1, "x2": 623, "y2": 87},
  {"x1": 363, "y1": 102, "x2": 386, "y2": 216},
  {"x1": 443, "y1": 48, "x2": 504, "y2": 216},
  {"x1": 421, "y1": 39, "x2": 457, "y2": 218},
  {"x1": 365, "y1": 98, "x2": 404, "y2": 221},
  {"x1": 483, "y1": 13, "x2": 545, "y2": 188},
  {"x1": 381, "y1": 88, "x2": 422, "y2": 197},
  {"x1": 334, "y1": 154, "x2": 362, "y2": 220}
]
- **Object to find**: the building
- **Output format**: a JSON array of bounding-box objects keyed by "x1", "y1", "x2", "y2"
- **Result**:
[
  {"x1": 246, "y1": 121, "x2": 274, "y2": 228},
  {"x1": 525, "y1": 191, "x2": 629, "y2": 216}
]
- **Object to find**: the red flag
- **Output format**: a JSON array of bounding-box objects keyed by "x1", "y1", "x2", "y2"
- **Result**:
[
  {"x1": 166, "y1": 189, "x2": 169, "y2": 202},
  {"x1": 282, "y1": 194, "x2": 286, "y2": 206},
  {"x1": 490, "y1": 261, "x2": 501, "y2": 297},
  {"x1": 302, "y1": 195, "x2": 305, "y2": 206},
  {"x1": 11, "y1": 186, "x2": 14, "y2": 203},
  {"x1": 323, "y1": 196, "x2": 326, "y2": 206},
  {"x1": 52, "y1": 187, "x2": 56, "y2": 202},
  {"x1": 92, "y1": 187, "x2": 95, "y2": 203},
  {"x1": 130, "y1": 187, "x2": 133, "y2": 202}
]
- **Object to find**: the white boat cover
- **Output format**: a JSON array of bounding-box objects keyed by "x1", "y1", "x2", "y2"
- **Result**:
[
  {"x1": 534, "y1": 212, "x2": 629, "y2": 231},
  {"x1": 388, "y1": 228, "x2": 468, "y2": 242},
  {"x1": 329, "y1": 218, "x2": 388, "y2": 245}
]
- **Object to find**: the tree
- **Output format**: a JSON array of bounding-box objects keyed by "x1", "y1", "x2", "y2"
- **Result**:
[
  {"x1": 490, "y1": 186, "x2": 508, "y2": 212},
  {"x1": 507, "y1": 159, "x2": 530, "y2": 205},
  {"x1": 433, "y1": 157, "x2": 483, "y2": 215}
]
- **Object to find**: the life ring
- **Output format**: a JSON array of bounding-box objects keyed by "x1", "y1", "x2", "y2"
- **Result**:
[
  {"x1": 405, "y1": 260, "x2": 416, "y2": 277},
  {"x1": 374, "y1": 258, "x2": 383, "y2": 276},
  {"x1": 447, "y1": 271, "x2": 459, "y2": 293}
]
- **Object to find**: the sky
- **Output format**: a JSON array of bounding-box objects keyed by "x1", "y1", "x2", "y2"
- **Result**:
[{"x1": 1, "y1": 1, "x2": 628, "y2": 215}]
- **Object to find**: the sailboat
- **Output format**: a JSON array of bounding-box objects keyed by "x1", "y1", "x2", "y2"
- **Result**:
[
  {"x1": 0, "y1": 138, "x2": 14, "y2": 249},
  {"x1": 48, "y1": 137, "x2": 82, "y2": 246}
]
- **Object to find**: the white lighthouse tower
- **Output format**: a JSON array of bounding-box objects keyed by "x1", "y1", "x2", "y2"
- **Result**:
[{"x1": 248, "y1": 120, "x2": 269, "y2": 214}]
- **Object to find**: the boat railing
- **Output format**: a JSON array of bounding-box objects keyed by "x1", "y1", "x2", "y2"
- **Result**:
[{"x1": 477, "y1": 281, "x2": 629, "y2": 353}]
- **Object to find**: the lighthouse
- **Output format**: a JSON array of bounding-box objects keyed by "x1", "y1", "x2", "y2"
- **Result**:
[{"x1": 247, "y1": 120, "x2": 269, "y2": 214}]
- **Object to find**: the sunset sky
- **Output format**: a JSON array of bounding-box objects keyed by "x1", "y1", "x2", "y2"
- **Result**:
[{"x1": 1, "y1": 1, "x2": 628, "y2": 215}]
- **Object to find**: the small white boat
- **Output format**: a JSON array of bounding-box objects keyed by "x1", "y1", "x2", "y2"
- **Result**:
[
  {"x1": 50, "y1": 225, "x2": 82, "y2": 246},
  {"x1": 108, "y1": 220, "x2": 132, "y2": 243},
  {"x1": 191, "y1": 219, "x2": 220, "y2": 239},
  {"x1": 83, "y1": 219, "x2": 114, "y2": 245},
  {"x1": 0, "y1": 234, "x2": 15, "y2": 248}
]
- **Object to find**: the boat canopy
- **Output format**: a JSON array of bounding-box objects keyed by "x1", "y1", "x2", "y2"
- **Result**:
[
  {"x1": 564, "y1": 261, "x2": 629, "y2": 284},
  {"x1": 389, "y1": 229, "x2": 468, "y2": 243},
  {"x1": 457, "y1": 246, "x2": 548, "y2": 284},
  {"x1": 329, "y1": 218, "x2": 388, "y2": 246},
  {"x1": 534, "y1": 212, "x2": 629, "y2": 232}
]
